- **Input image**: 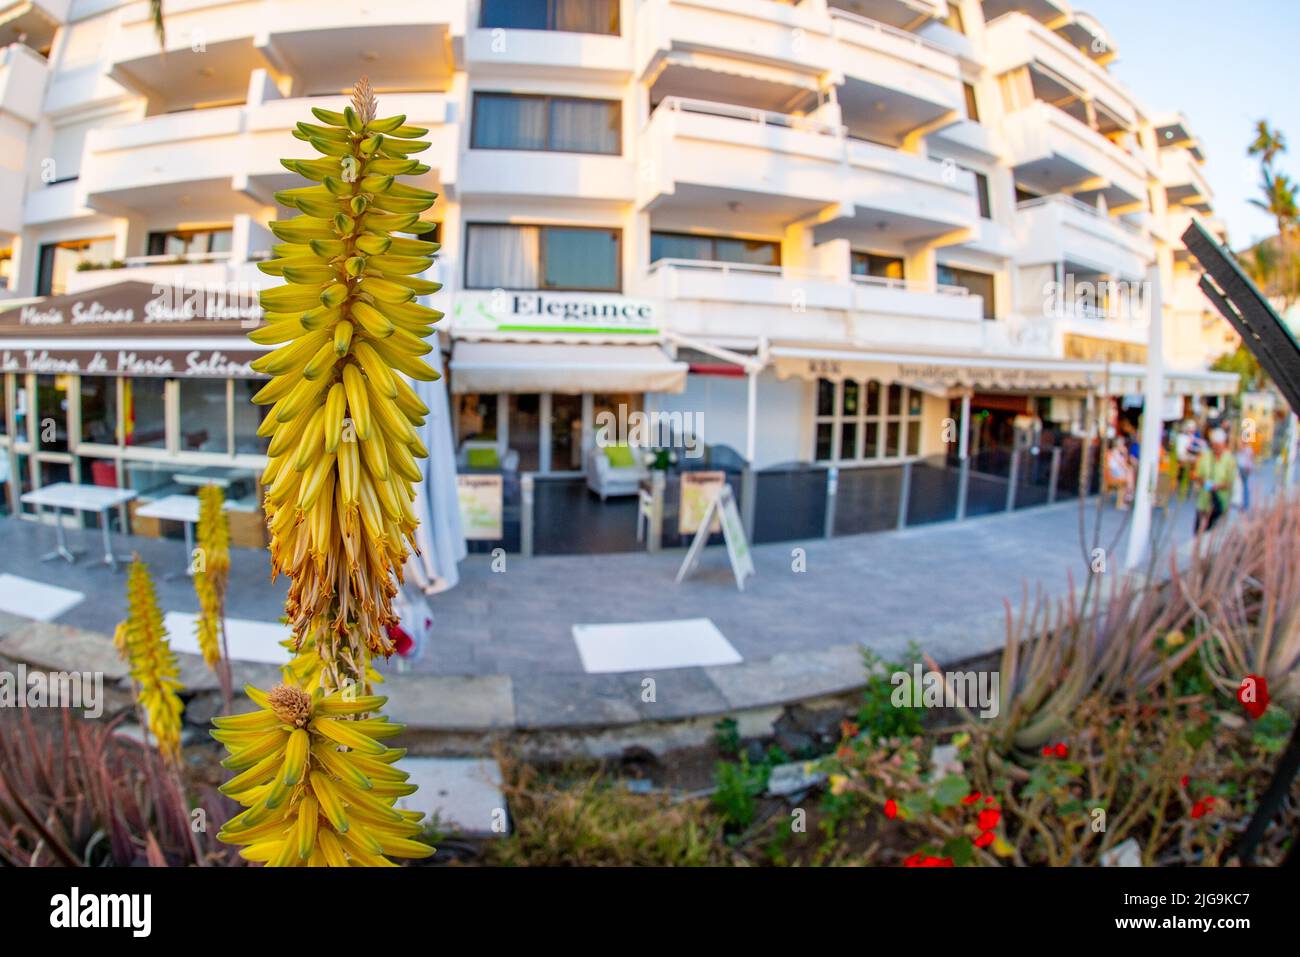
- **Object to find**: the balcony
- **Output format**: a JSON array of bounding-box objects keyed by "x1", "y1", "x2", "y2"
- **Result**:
[
  {"x1": 0, "y1": 0, "x2": 69, "y2": 51},
  {"x1": 1014, "y1": 195, "x2": 1154, "y2": 280},
  {"x1": 1001, "y1": 100, "x2": 1146, "y2": 208},
  {"x1": 469, "y1": 0, "x2": 629, "y2": 79},
  {"x1": 635, "y1": 0, "x2": 831, "y2": 85},
  {"x1": 107, "y1": 0, "x2": 465, "y2": 112},
  {"x1": 0, "y1": 41, "x2": 47, "y2": 124},
  {"x1": 829, "y1": 7, "x2": 964, "y2": 144},
  {"x1": 644, "y1": 259, "x2": 985, "y2": 350},
  {"x1": 985, "y1": 13, "x2": 1135, "y2": 127},
  {"x1": 62, "y1": 253, "x2": 274, "y2": 296},
  {"x1": 828, "y1": 1, "x2": 947, "y2": 31},
  {"x1": 79, "y1": 92, "x2": 455, "y2": 216},
  {"x1": 1161, "y1": 147, "x2": 1213, "y2": 210},
  {"x1": 641, "y1": 98, "x2": 977, "y2": 241}
]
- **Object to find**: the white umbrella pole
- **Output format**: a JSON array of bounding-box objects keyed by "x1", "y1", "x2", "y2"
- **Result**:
[{"x1": 1125, "y1": 265, "x2": 1165, "y2": 571}]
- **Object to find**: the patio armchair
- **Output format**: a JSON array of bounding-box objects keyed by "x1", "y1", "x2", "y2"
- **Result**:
[
  {"x1": 585, "y1": 444, "x2": 647, "y2": 500},
  {"x1": 457, "y1": 439, "x2": 519, "y2": 474}
]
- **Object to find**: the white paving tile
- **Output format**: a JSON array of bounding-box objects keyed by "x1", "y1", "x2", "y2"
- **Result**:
[
  {"x1": 394, "y1": 757, "x2": 508, "y2": 836},
  {"x1": 572, "y1": 617, "x2": 743, "y2": 673},
  {"x1": 162, "y1": 611, "x2": 289, "y2": 664},
  {"x1": 0, "y1": 574, "x2": 84, "y2": 622}
]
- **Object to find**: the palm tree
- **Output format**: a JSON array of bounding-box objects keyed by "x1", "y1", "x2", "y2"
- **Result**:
[
  {"x1": 150, "y1": 0, "x2": 164, "y2": 46},
  {"x1": 1248, "y1": 119, "x2": 1287, "y2": 172}
]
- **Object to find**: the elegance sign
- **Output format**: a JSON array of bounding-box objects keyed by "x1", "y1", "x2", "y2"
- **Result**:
[{"x1": 454, "y1": 291, "x2": 658, "y2": 335}]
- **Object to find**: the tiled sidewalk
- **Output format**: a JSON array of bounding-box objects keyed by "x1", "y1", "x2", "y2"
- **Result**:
[{"x1": 0, "y1": 468, "x2": 1284, "y2": 730}]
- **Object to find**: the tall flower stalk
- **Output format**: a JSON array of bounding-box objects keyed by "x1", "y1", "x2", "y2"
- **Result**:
[
  {"x1": 194, "y1": 483, "x2": 233, "y2": 713},
  {"x1": 115, "y1": 557, "x2": 185, "y2": 763},
  {"x1": 216, "y1": 78, "x2": 439, "y2": 866}
]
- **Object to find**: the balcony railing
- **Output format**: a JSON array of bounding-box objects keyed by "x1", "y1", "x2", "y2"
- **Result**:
[
  {"x1": 851, "y1": 274, "x2": 970, "y2": 296},
  {"x1": 828, "y1": 6, "x2": 951, "y2": 56},
  {"x1": 657, "y1": 96, "x2": 843, "y2": 138},
  {"x1": 647, "y1": 258, "x2": 834, "y2": 283},
  {"x1": 1016, "y1": 195, "x2": 1146, "y2": 238}
]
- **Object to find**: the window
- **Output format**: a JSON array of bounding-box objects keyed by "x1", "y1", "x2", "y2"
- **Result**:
[
  {"x1": 814, "y1": 379, "x2": 924, "y2": 464},
  {"x1": 472, "y1": 93, "x2": 620, "y2": 155},
  {"x1": 36, "y1": 237, "x2": 115, "y2": 297},
  {"x1": 179, "y1": 379, "x2": 229, "y2": 453},
  {"x1": 457, "y1": 394, "x2": 500, "y2": 445},
  {"x1": 963, "y1": 83, "x2": 980, "y2": 123},
  {"x1": 0, "y1": 248, "x2": 12, "y2": 290},
  {"x1": 972, "y1": 171, "x2": 992, "y2": 219},
  {"x1": 124, "y1": 378, "x2": 167, "y2": 449},
  {"x1": 939, "y1": 265, "x2": 996, "y2": 319},
  {"x1": 480, "y1": 0, "x2": 619, "y2": 35},
  {"x1": 79, "y1": 376, "x2": 117, "y2": 445},
  {"x1": 233, "y1": 379, "x2": 271, "y2": 455},
  {"x1": 147, "y1": 228, "x2": 233, "y2": 258},
  {"x1": 465, "y1": 223, "x2": 621, "y2": 291},
  {"x1": 851, "y1": 252, "x2": 905, "y2": 281},
  {"x1": 650, "y1": 232, "x2": 781, "y2": 267},
  {"x1": 35, "y1": 374, "x2": 71, "y2": 453}
]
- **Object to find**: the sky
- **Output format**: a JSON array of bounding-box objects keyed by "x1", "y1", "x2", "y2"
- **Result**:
[{"x1": 1081, "y1": 0, "x2": 1300, "y2": 249}]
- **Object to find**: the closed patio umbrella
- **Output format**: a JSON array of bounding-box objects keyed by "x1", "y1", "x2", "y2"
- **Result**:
[{"x1": 404, "y1": 337, "x2": 466, "y2": 593}]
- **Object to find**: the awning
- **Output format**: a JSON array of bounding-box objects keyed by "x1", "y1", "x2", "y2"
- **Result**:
[
  {"x1": 770, "y1": 343, "x2": 1104, "y2": 393},
  {"x1": 449, "y1": 341, "x2": 688, "y2": 395},
  {"x1": 1108, "y1": 364, "x2": 1238, "y2": 398}
]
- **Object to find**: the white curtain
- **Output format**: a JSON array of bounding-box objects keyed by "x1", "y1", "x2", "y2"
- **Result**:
[
  {"x1": 554, "y1": 0, "x2": 616, "y2": 34},
  {"x1": 473, "y1": 93, "x2": 546, "y2": 150},
  {"x1": 405, "y1": 342, "x2": 467, "y2": 592},
  {"x1": 549, "y1": 97, "x2": 619, "y2": 154},
  {"x1": 466, "y1": 224, "x2": 540, "y2": 289}
]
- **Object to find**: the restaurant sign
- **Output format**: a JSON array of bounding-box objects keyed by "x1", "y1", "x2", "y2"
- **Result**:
[
  {"x1": 453, "y1": 291, "x2": 658, "y2": 336},
  {"x1": 0, "y1": 347, "x2": 263, "y2": 379},
  {"x1": 780, "y1": 355, "x2": 1099, "y2": 392}
]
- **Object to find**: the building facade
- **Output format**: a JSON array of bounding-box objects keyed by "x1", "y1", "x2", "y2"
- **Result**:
[{"x1": 0, "y1": 0, "x2": 1238, "y2": 527}]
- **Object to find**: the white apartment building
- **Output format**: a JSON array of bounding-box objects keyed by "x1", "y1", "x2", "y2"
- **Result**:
[{"x1": 0, "y1": 0, "x2": 1239, "y2": 526}]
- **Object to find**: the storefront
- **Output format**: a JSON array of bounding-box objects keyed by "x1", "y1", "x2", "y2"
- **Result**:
[
  {"x1": 445, "y1": 290, "x2": 688, "y2": 475},
  {"x1": 0, "y1": 281, "x2": 270, "y2": 546}
]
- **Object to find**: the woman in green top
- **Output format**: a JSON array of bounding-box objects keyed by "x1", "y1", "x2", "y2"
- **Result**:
[{"x1": 1193, "y1": 427, "x2": 1238, "y2": 534}]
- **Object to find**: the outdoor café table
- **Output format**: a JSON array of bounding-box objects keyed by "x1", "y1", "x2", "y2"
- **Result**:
[
  {"x1": 134, "y1": 493, "x2": 231, "y2": 579},
  {"x1": 172, "y1": 467, "x2": 255, "y2": 490},
  {"x1": 20, "y1": 482, "x2": 138, "y2": 569}
]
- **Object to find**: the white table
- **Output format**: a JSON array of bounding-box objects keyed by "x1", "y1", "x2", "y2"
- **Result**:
[
  {"x1": 134, "y1": 493, "x2": 235, "y2": 578},
  {"x1": 172, "y1": 468, "x2": 256, "y2": 490},
  {"x1": 21, "y1": 483, "x2": 138, "y2": 569}
]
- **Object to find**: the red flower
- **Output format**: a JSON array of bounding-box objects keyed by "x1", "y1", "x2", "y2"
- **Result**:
[
  {"x1": 903, "y1": 853, "x2": 923, "y2": 867},
  {"x1": 962, "y1": 792, "x2": 982, "y2": 805},
  {"x1": 984, "y1": 796, "x2": 995, "y2": 806},
  {"x1": 1054, "y1": 742, "x2": 1069, "y2": 758},
  {"x1": 904, "y1": 854, "x2": 954, "y2": 867},
  {"x1": 1181, "y1": 775, "x2": 1190, "y2": 789},
  {"x1": 837, "y1": 746, "x2": 853, "y2": 760},
  {"x1": 386, "y1": 623, "x2": 414, "y2": 657},
  {"x1": 1041, "y1": 745, "x2": 1053, "y2": 757},
  {"x1": 1237, "y1": 674, "x2": 1270, "y2": 720},
  {"x1": 973, "y1": 831, "x2": 995, "y2": 849},
  {"x1": 1191, "y1": 799, "x2": 1210, "y2": 819},
  {"x1": 977, "y1": 808, "x2": 1001, "y2": 831},
  {"x1": 841, "y1": 720, "x2": 861, "y2": 739},
  {"x1": 883, "y1": 799, "x2": 898, "y2": 820}
]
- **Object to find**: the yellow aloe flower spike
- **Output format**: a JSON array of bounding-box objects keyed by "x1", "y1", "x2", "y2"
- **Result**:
[
  {"x1": 194, "y1": 483, "x2": 231, "y2": 671},
  {"x1": 253, "y1": 75, "x2": 440, "y2": 689},
  {"x1": 117, "y1": 557, "x2": 185, "y2": 762},
  {"x1": 221, "y1": 77, "x2": 438, "y2": 866},
  {"x1": 213, "y1": 683, "x2": 432, "y2": 867}
]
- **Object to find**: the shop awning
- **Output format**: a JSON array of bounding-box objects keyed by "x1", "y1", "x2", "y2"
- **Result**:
[
  {"x1": 770, "y1": 343, "x2": 1104, "y2": 393},
  {"x1": 449, "y1": 341, "x2": 688, "y2": 395},
  {"x1": 1108, "y1": 364, "x2": 1238, "y2": 398}
]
